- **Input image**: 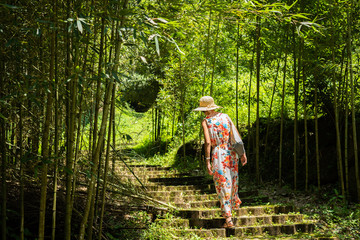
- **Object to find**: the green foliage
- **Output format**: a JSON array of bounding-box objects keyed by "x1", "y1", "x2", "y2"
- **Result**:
[
  {"x1": 121, "y1": 73, "x2": 160, "y2": 112},
  {"x1": 305, "y1": 190, "x2": 360, "y2": 238}
]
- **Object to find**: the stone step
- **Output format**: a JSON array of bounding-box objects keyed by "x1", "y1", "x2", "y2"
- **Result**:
[
  {"x1": 189, "y1": 214, "x2": 304, "y2": 228},
  {"x1": 150, "y1": 190, "x2": 260, "y2": 204},
  {"x1": 148, "y1": 189, "x2": 258, "y2": 198},
  {"x1": 154, "y1": 218, "x2": 190, "y2": 228},
  {"x1": 178, "y1": 205, "x2": 296, "y2": 219},
  {"x1": 141, "y1": 184, "x2": 215, "y2": 192},
  {"x1": 153, "y1": 193, "x2": 218, "y2": 204},
  {"x1": 119, "y1": 164, "x2": 170, "y2": 170},
  {"x1": 147, "y1": 175, "x2": 211, "y2": 185},
  {"x1": 148, "y1": 189, "x2": 209, "y2": 197},
  {"x1": 175, "y1": 222, "x2": 316, "y2": 238},
  {"x1": 118, "y1": 175, "x2": 213, "y2": 187},
  {"x1": 117, "y1": 170, "x2": 186, "y2": 178},
  {"x1": 228, "y1": 222, "x2": 316, "y2": 237},
  {"x1": 175, "y1": 196, "x2": 269, "y2": 209},
  {"x1": 176, "y1": 228, "x2": 226, "y2": 238},
  {"x1": 156, "y1": 214, "x2": 304, "y2": 229},
  {"x1": 117, "y1": 173, "x2": 190, "y2": 182}
]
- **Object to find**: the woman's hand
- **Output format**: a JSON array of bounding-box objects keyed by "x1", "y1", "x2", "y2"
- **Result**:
[
  {"x1": 207, "y1": 161, "x2": 213, "y2": 176},
  {"x1": 241, "y1": 153, "x2": 247, "y2": 166}
]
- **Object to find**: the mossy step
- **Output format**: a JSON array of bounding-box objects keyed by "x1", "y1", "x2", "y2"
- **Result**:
[
  {"x1": 227, "y1": 222, "x2": 316, "y2": 237},
  {"x1": 141, "y1": 184, "x2": 215, "y2": 191},
  {"x1": 149, "y1": 189, "x2": 258, "y2": 198},
  {"x1": 117, "y1": 165, "x2": 172, "y2": 171},
  {"x1": 175, "y1": 196, "x2": 269, "y2": 209},
  {"x1": 116, "y1": 169, "x2": 182, "y2": 176},
  {"x1": 189, "y1": 214, "x2": 304, "y2": 228},
  {"x1": 176, "y1": 228, "x2": 226, "y2": 238},
  {"x1": 174, "y1": 222, "x2": 315, "y2": 238},
  {"x1": 147, "y1": 175, "x2": 211, "y2": 184},
  {"x1": 150, "y1": 190, "x2": 259, "y2": 204},
  {"x1": 117, "y1": 173, "x2": 190, "y2": 182},
  {"x1": 148, "y1": 189, "x2": 208, "y2": 197},
  {"x1": 154, "y1": 218, "x2": 190, "y2": 228},
  {"x1": 178, "y1": 205, "x2": 296, "y2": 219},
  {"x1": 154, "y1": 215, "x2": 304, "y2": 229},
  {"x1": 176, "y1": 228, "x2": 333, "y2": 239},
  {"x1": 153, "y1": 193, "x2": 218, "y2": 204}
]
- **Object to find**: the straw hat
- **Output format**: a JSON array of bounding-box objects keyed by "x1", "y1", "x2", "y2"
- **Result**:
[{"x1": 193, "y1": 96, "x2": 222, "y2": 111}]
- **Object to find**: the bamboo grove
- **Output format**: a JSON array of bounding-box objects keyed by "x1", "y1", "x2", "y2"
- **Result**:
[{"x1": 1, "y1": 0, "x2": 360, "y2": 239}]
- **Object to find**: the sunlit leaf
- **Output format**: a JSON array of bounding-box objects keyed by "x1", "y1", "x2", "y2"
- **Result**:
[
  {"x1": 140, "y1": 56, "x2": 147, "y2": 63},
  {"x1": 155, "y1": 18, "x2": 168, "y2": 24},
  {"x1": 288, "y1": 0, "x2": 298, "y2": 10},
  {"x1": 155, "y1": 35, "x2": 160, "y2": 56},
  {"x1": 148, "y1": 34, "x2": 157, "y2": 41},
  {"x1": 77, "y1": 20, "x2": 83, "y2": 33},
  {"x1": 146, "y1": 16, "x2": 157, "y2": 25}
]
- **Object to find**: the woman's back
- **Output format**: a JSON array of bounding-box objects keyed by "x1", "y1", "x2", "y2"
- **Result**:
[{"x1": 205, "y1": 113, "x2": 231, "y2": 147}]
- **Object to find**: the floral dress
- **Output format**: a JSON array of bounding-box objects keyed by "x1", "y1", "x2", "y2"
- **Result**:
[{"x1": 205, "y1": 113, "x2": 242, "y2": 218}]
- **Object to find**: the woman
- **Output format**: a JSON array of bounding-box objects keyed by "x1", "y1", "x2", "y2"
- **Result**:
[{"x1": 193, "y1": 96, "x2": 247, "y2": 228}]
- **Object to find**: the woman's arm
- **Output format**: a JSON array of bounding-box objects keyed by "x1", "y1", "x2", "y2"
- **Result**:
[{"x1": 201, "y1": 119, "x2": 213, "y2": 175}]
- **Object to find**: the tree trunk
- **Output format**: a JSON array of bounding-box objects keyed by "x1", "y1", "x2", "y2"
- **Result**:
[
  {"x1": 331, "y1": 18, "x2": 345, "y2": 198},
  {"x1": 292, "y1": 27, "x2": 298, "y2": 191},
  {"x1": 247, "y1": 36, "x2": 256, "y2": 156},
  {"x1": 344, "y1": 64, "x2": 349, "y2": 198},
  {"x1": 180, "y1": 56, "x2": 186, "y2": 161},
  {"x1": 210, "y1": 14, "x2": 220, "y2": 96},
  {"x1": 314, "y1": 72, "x2": 320, "y2": 189},
  {"x1": 19, "y1": 102, "x2": 24, "y2": 240},
  {"x1": 279, "y1": 27, "x2": 288, "y2": 186},
  {"x1": 347, "y1": 7, "x2": 360, "y2": 202},
  {"x1": 79, "y1": 2, "x2": 127, "y2": 238},
  {"x1": 255, "y1": 16, "x2": 261, "y2": 184},
  {"x1": 38, "y1": 14, "x2": 55, "y2": 237},
  {"x1": 98, "y1": 82, "x2": 115, "y2": 239},
  {"x1": 202, "y1": 8, "x2": 212, "y2": 96},
  {"x1": 0, "y1": 119, "x2": 6, "y2": 240},
  {"x1": 235, "y1": 22, "x2": 240, "y2": 128},
  {"x1": 301, "y1": 39, "x2": 309, "y2": 191},
  {"x1": 1, "y1": 57, "x2": 7, "y2": 239},
  {"x1": 51, "y1": 1, "x2": 59, "y2": 239}
]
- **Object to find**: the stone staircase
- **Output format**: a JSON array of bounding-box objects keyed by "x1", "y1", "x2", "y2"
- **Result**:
[{"x1": 116, "y1": 163, "x2": 327, "y2": 239}]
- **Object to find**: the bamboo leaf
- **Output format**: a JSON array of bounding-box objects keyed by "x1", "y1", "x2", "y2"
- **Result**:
[
  {"x1": 0, "y1": 112, "x2": 7, "y2": 121},
  {"x1": 82, "y1": 22, "x2": 92, "y2": 34},
  {"x1": 146, "y1": 16, "x2": 157, "y2": 25},
  {"x1": 155, "y1": 18, "x2": 168, "y2": 23},
  {"x1": 1, "y1": 3, "x2": 21, "y2": 9},
  {"x1": 140, "y1": 31, "x2": 147, "y2": 45},
  {"x1": 155, "y1": 35, "x2": 160, "y2": 56},
  {"x1": 112, "y1": 71, "x2": 121, "y2": 83},
  {"x1": 288, "y1": 0, "x2": 298, "y2": 10},
  {"x1": 140, "y1": 56, "x2": 147, "y2": 63},
  {"x1": 148, "y1": 34, "x2": 157, "y2": 41},
  {"x1": 77, "y1": 20, "x2": 83, "y2": 33}
]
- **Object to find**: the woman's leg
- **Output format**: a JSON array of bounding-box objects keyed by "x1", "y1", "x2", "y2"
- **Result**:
[
  {"x1": 230, "y1": 151, "x2": 242, "y2": 209},
  {"x1": 213, "y1": 169, "x2": 232, "y2": 218}
]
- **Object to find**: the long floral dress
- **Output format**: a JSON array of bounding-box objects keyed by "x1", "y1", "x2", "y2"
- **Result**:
[{"x1": 205, "y1": 113, "x2": 242, "y2": 218}]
